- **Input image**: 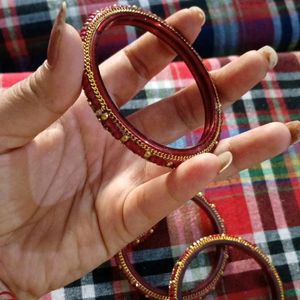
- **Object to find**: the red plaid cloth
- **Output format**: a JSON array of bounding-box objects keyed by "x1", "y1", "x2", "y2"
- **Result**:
[
  {"x1": 0, "y1": 52, "x2": 283, "y2": 299},
  {"x1": 0, "y1": 0, "x2": 300, "y2": 72},
  {"x1": 1, "y1": 54, "x2": 299, "y2": 300},
  {"x1": 0, "y1": 1, "x2": 299, "y2": 299}
]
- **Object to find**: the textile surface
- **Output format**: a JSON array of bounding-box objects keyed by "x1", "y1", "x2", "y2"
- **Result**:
[
  {"x1": 2, "y1": 52, "x2": 298, "y2": 299},
  {"x1": 0, "y1": 0, "x2": 299, "y2": 299},
  {"x1": 0, "y1": 0, "x2": 300, "y2": 72}
]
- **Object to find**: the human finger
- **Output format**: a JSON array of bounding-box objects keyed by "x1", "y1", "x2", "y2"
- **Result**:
[
  {"x1": 115, "y1": 152, "x2": 232, "y2": 243},
  {"x1": 115, "y1": 122, "x2": 294, "y2": 242},
  {"x1": 214, "y1": 122, "x2": 295, "y2": 180},
  {"x1": 212, "y1": 46, "x2": 278, "y2": 106},
  {"x1": 127, "y1": 47, "x2": 277, "y2": 144},
  {"x1": 0, "y1": 3, "x2": 84, "y2": 153},
  {"x1": 99, "y1": 7, "x2": 206, "y2": 107}
]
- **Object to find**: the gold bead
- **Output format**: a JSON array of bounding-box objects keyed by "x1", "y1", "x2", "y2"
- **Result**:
[
  {"x1": 100, "y1": 112, "x2": 109, "y2": 121},
  {"x1": 95, "y1": 110, "x2": 109, "y2": 121},
  {"x1": 144, "y1": 150, "x2": 152, "y2": 159},
  {"x1": 176, "y1": 261, "x2": 184, "y2": 267},
  {"x1": 95, "y1": 109, "x2": 102, "y2": 118},
  {"x1": 121, "y1": 135, "x2": 130, "y2": 143},
  {"x1": 166, "y1": 161, "x2": 174, "y2": 168}
]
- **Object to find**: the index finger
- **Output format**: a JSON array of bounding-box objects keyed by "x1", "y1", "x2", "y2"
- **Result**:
[{"x1": 99, "y1": 7, "x2": 206, "y2": 107}]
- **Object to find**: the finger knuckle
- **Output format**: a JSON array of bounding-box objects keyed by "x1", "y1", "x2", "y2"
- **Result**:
[
  {"x1": 124, "y1": 47, "x2": 152, "y2": 82},
  {"x1": 173, "y1": 88, "x2": 203, "y2": 131}
]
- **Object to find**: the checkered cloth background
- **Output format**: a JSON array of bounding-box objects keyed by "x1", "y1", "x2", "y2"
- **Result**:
[
  {"x1": 25, "y1": 52, "x2": 296, "y2": 299},
  {"x1": 2, "y1": 57, "x2": 300, "y2": 299},
  {"x1": 0, "y1": 0, "x2": 300, "y2": 299},
  {"x1": 0, "y1": 0, "x2": 300, "y2": 72}
]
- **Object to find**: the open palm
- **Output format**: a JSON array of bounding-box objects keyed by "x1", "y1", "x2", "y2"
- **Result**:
[{"x1": 0, "y1": 6, "x2": 292, "y2": 300}]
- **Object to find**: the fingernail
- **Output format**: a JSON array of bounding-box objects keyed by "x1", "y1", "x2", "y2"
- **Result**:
[
  {"x1": 217, "y1": 151, "x2": 233, "y2": 174},
  {"x1": 189, "y1": 6, "x2": 206, "y2": 26},
  {"x1": 258, "y1": 46, "x2": 278, "y2": 69},
  {"x1": 47, "y1": 2, "x2": 67, "y2": 68},
  {"x1": 286, "y1": 120, "x2": 300, "y2": 144}
]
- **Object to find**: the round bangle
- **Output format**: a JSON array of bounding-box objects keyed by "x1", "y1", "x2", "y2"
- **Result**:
[
  {"x1": 116, "y1": 194, "x2": 228, "y2": 299},
  {"x1": 169, "y1": 234, "x2": 285, "y2": 300},
  {"x1": 81, "y1": 5, "x2": 222, "y2": 168},
  {"x1": 0, "y1": 291, "x2": 16, "y2": 300}
]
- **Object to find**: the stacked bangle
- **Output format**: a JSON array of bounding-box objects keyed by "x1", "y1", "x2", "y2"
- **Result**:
[
  {"x1": 168, "y1": 234, "x2": 285, "y2": 299},
  {"x1": 116, "y1": 194, "x2": 228, "y2": 299}
]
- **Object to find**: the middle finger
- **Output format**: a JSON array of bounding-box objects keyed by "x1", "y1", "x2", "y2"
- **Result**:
[{"x1": 127, "y1": 49, "x2": 274, "y2": 145}]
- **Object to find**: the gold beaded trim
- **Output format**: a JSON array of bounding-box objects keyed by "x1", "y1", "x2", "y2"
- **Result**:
[
  {"x1": 169, "y1": 234, "x2": 285, "y2": 300},
  {"x1": 82, "y1": 5, "x2": 222, "y2": 166}
]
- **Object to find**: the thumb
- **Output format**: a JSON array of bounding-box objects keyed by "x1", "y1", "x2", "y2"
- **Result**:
[{"x1": 0, "y1": 2, "x2": 84, "y2": 153}]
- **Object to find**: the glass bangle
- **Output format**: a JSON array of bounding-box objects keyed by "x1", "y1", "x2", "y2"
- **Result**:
[
  {"x1": 116, "y1": 194, "x2": 228, "y2": 299},
  {"x1": 169, "y1": 234, "x2": 285, "y2": 300},
  {"x1": 81, "y1": 5, "x2": 222, "y2": 168}
]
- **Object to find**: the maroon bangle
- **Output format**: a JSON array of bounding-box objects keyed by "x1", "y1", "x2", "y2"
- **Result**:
[
  {"x1": 169, "y1": 234, "x2": 285, "y2": 300},
  {"x1": 116, "y1": 194, "x2": 228, "y2": 299},
  {"x1": 81, "y1": 5, "x2": 222, "y2": 168},
  {"x1": 0, "y1": 291, "x2": 16, "y2": 300}
]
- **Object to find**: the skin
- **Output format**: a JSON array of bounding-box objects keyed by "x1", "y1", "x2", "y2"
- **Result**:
[{"x1": 0, "y1": 8, "x2": 292, "y2": 299}]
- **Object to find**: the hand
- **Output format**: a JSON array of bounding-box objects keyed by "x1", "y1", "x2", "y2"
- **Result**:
[{"x1": 0, "y1": 5, "x2": 293, "y2": 299}]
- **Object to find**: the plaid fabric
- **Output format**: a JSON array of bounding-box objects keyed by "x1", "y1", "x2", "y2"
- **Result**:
[
  {"x1": 0, "y1": 0, "x2": 300, "y2": 72},
  {"x1": 0, "y1": 52, "x2": 281, "y2": 298}
]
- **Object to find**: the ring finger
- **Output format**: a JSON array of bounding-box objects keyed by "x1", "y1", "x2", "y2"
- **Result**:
[{"x1": 127, "y1": 48, "x2": 276, "y2": 145}]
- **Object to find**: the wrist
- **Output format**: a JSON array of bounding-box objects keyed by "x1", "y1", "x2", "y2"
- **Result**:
[{"x1": 0, "y1": 281, "x2": 16, "y2": 300}]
